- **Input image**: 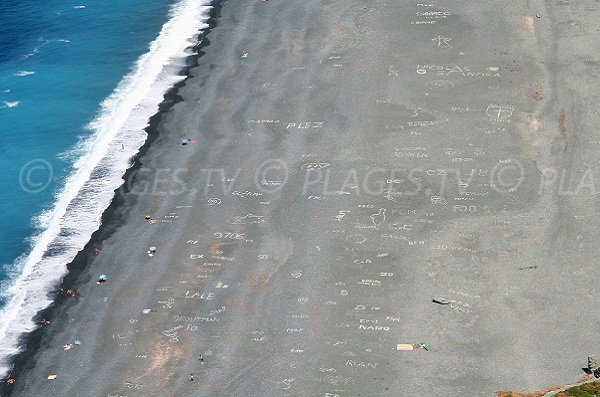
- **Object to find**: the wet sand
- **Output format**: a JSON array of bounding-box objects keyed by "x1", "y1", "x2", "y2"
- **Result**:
[{"x1": 4, "y1": 0, "x2": 600, "y2": 396}]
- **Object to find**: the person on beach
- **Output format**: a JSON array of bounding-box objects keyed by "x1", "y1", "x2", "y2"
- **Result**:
[
  {"x1": 190, "y1": 373, "x2": 194, "y2": 382},
  {"x1": 97, "y1": 275, "x2": 108, "y2": 284}
]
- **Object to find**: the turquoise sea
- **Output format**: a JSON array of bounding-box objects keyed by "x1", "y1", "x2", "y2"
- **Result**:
[{"x1": 0, "y1": 0, "x2": 212, "y2": 375}]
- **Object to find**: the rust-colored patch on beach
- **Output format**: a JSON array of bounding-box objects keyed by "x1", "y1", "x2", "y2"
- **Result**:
[
  {"x1": 522, "y1": 82, "x2": 544, "y2": 101},
  {"x1": 224, "y1": 296, "x2": 253, "y2": 313},
  {"x1": 497, "y1": 391, "x2": 541, "y2": 397},
  {"x1": 208, "y1": 242, "x2": 225, "y2": 256},
  {"x1": 497, "y1": 385, "x2": 563, "y2": 397},
  {"x1": 519, "y1": 16, "x2": 536, "y2": 41},
  {"x1": 246, "y1": 264, "x2": 279, "y2": 295},
  {"x1": 246, "y1": 274, "x2": 269, "y2": 286},
  {"x1": 515, "y1": 112, "x2": 541, "y2": 160},
  {"x1": 147, "y1": 341, "x2": 173, "y2": 373},
  {"x1": 559, "y1": 108, "x2": 568, "y2": 152},
  {"x1": 145, "y1": 339, "x2": 187, "y2": 388}
]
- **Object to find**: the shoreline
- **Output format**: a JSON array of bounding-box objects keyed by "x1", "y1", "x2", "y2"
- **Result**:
[
  {"x1": 0, "y1": 2, "x2": 222, "y2": 394},
  {"x1": 3, "y1": 0, "x2": 599, "y2": 395}
]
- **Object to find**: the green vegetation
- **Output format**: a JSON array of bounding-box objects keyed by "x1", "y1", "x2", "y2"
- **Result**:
[
  {"x1": 497, "y1": 381, "x2": 600, "y2": 397},
  {"x1": 560, "y1": 382, "x2": 600, "y2": 397}
]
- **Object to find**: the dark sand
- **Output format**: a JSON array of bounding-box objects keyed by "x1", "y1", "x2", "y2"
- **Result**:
[{"x1": 4, "y1": 0, "x2": 600, "y2": 396}]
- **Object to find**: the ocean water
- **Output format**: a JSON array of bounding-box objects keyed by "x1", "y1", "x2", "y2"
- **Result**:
[{"x1": 0, "y1": 0, "x2": 213, "y2": 377}]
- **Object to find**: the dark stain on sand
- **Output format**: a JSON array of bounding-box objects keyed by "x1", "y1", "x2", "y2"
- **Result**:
[
  {"x1": 559, "y1": 108, "x2": 568, "y2": 152},
  {"x1": 522, "y1": 81, "x2": 544, "y2": 101}
]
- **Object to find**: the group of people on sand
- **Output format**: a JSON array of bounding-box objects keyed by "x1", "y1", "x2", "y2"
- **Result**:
[{"x1": 58, "y1": 288, "x2": 80, "y2": 298}]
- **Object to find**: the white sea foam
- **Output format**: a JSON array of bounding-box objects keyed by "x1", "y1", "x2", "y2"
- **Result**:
[
  {"x1": 1, "y1": 101, "x2": 20, "y2": 108},
  {"x1": 23, "y1": 39, "x2": 71, "y2": 58},
  {"x1": 0, "y1": 0, "x2": 213, "y2": 377},
  {"x1": 14, "y1": 71, "x2": 35, "y2": 77}
]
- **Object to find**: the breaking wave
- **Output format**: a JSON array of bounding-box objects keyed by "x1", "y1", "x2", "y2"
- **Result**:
[{"x1": 0, "y1": 0, "x2": 213, "y2": 377}]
